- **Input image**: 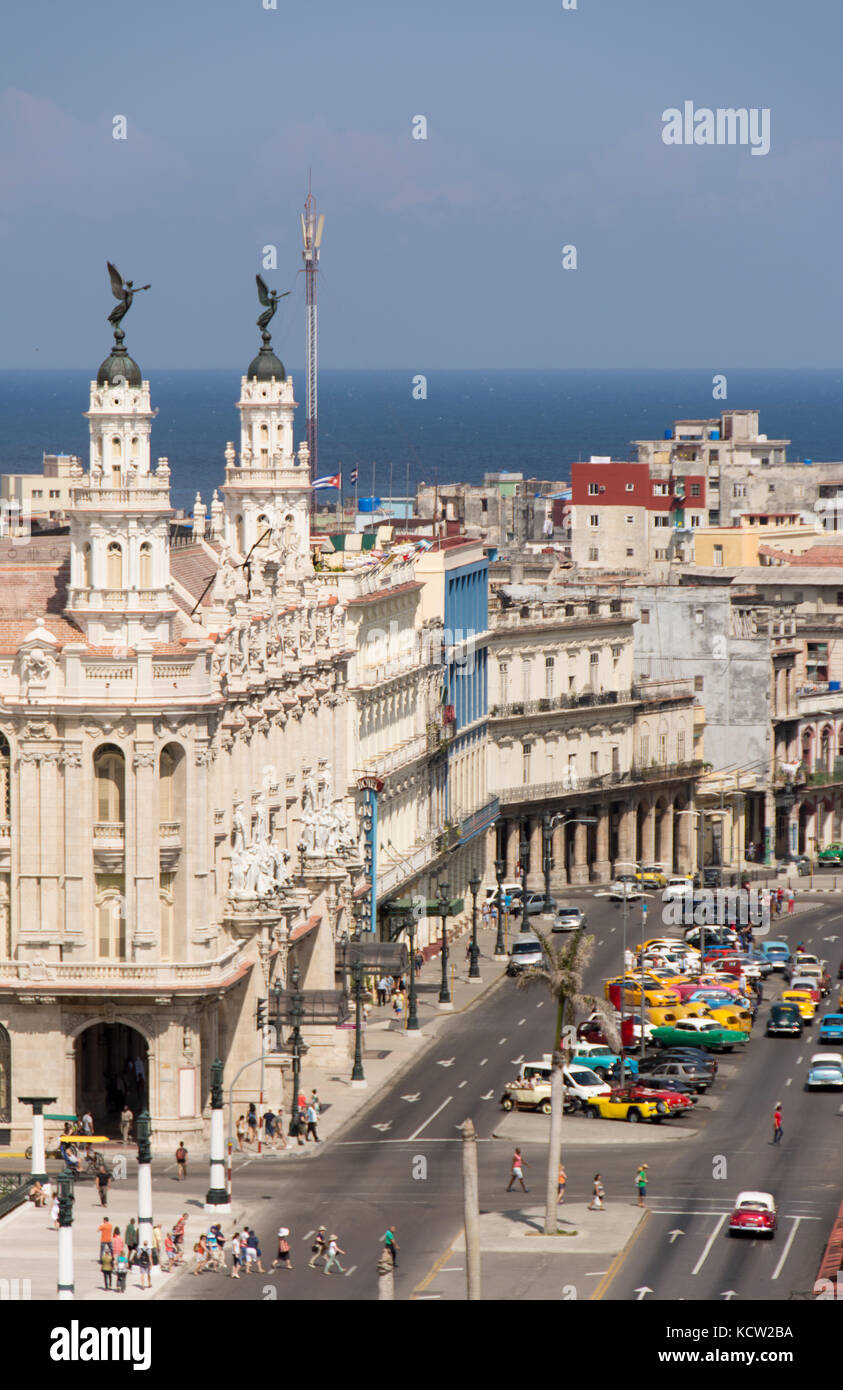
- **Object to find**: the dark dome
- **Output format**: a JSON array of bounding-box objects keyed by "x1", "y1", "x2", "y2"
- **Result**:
[
  {"x1": 247, "y1": 344, "x2": 286, "y2": 381},
  {"x1": 97, "y1": 345, "x2": 142, "y2": 387}
]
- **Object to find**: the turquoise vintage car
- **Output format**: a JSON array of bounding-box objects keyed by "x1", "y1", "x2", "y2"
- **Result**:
[{"x1": 650, "y1": 1018, "x2": 749, "y2": 1053}]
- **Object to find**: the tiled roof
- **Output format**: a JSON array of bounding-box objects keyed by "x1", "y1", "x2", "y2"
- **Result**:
[
  {"x1": 169, "y1": 545, "x2": 219, "y2": 607},
  {"x1": 758, "y1": 544, "x2": 843, "y2": 566},
  {"x1": 0, "y1": 561, "x2": 71, "y2": 616}
]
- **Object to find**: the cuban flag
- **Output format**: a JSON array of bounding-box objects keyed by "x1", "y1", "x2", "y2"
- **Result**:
[
  {"x1": 312, "y1": 473, "x2": 341, "y2": 490},
  {"x1": 350, "y1": 467, "x2": 359, "y2": 485}
]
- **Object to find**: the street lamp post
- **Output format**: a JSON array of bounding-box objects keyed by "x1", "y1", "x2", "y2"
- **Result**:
[
  {"x1": 56, "y1": 1165, "x2": 75, "y2": 1300},
  {"x1": 136, "y1": 1110, "x2": 153, "y2": 1260},
  {"x1": 493, "y1": 856, "x2": 507, "y2": 959},
  {"x1": 18, "y1": 1096, "x2": 56, "y2": 1184},
  {"x1": 542, "y1": 813, "x2": 554, "y2": 913},
  {"x1": 350, "y1": 959, "x2": 367, "y2": 1087},
  {"x1": 205, "y1": 1058, "x2": 231, "y2": 1213},
  {"x1": 405, "y1": 910, "x2": 420, "y2": 1030},
  {"x1": 287, "y1": 967, "x2": 305, "y2": 1138},
  {"x1": 468, "y1": 873, "x2": 481, "y2": 980},
  {"x1": 438, "y1": 882, "x2": 453, "y2": 1009},
  {"x1": 519, "y1": 824, "x2": 529, "y2": 896}
]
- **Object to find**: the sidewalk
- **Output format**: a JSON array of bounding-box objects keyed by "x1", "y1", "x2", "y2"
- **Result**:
[{"x1": 0, "y1": 921, "x2": 509, "y2": 1301}]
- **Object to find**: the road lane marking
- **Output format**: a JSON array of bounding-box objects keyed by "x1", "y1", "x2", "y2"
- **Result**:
[
  {"x1": 344, "y1": 1265, "x2": 357, "y2": 1277},
  {"x1": 440, "y1": 1267, "x2": 463, "y2": 1272},
  {"x1": 692, "y1": 1214, "x2": 727, "y2": 1274},
  {"x1": 409, "y1": 1096, "x2": 453, "y2": 1141},
  {"x1": 586, "y1": 1271, "x2": 609, "y2": 1276},
  {"x1": 536, "y1": 1002, "x2": 544, "y2": 1008},
  {"x1": 458, "y1": 1081, "x2": 467, "y2": 1089},
  {"x1": 796, "y1": 1056, "x2": 803, "y2": 1064},
  {"x1": 481, "y1": 1090, "x2": 494, "y2": 1100},
  {"x1": 437, "y1": 1058, "x2": 456, "y2": 1068},
  {"x1": 772, "y1": 1217, "x2": 802, "y2": 1280},
  {"x1": 479, "y1": 1058, "x2": 488, "y2": 1066},
  {"x1": 372, "y1": 1121, "x2": 393, "y2": 1132},
  {"x1": 415, "y1": 1294, "x2": 442, "y2": 1299},
  {"x1": 402, "y1": 1094, "x2": 421, "y2": 1103},
  {"x1": 499, "y1": 1037, "x2": 507, "y2": 1044},
  {"x1": 302, "y1": 1230, "x2": 314, "y2": 1242},
  {"x1": 592, "y1": 1210, "x2": 651, "y2": 1301},
  {"x1": 785, "y1": 1077, "x2": 792, "y2": 1086},
  {"x1": 518, "y1": 1018, "x2": 526, "y2": 1026},
  {"x1": 413, "y1": 1230, "x2": 462, "y2": 1297}
]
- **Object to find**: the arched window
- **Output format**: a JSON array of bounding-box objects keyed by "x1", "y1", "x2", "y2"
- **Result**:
[
  {"x1": 139, "y1": 542, "x2": 152, "y2": 589},
  {"x1": 235, "y1": 516, "x2": 244, "y2": 554},
  {"x1": 111, "y1": 436, "x2": 122, "y2": 461},
  {"x1": 0, "y1": 1023, "x2": 9, "y2": 1122},
  {"x1": 81, "y1": 543, "x2": 91, "y2": 588},
  {"x1": 256, "y1": 514, "x2": 270, "y2": 548},
  {"x1": 130, "y1": 436, "x2": 139, "y2": 461},
  {"x1": 159, "y1": 746, "x2": 182, "y2": 822},
  {"x1": 95, "y1": 875, "x2": 126, "y2": 960},
  {"x1": 94, "y1": 744, "x2": 125, "y2": 824},
  {"x1": 106, "y1": 542, "x2": 122, "y2": 589}
]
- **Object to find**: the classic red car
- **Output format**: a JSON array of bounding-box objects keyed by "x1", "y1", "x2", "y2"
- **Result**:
[
  {"x1": 627, "y1": 1083, "x2": 695, "y2": 1113},
  {"x1": 729, "y1": 1191, "x2": 777, "y2": 1238}
]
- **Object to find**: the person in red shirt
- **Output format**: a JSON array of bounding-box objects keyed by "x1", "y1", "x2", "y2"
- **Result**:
[{"x1": 772, "y1": 1103, "x2": 783, "y2": 1144}]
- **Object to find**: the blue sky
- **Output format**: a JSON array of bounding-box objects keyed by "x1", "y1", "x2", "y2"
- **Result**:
[{"x1": 2, "y1": 0, "x2": 842, "y2": 368}]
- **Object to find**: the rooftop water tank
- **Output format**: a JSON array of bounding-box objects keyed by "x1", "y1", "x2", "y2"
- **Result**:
[
  {"x1": 357, "y1": 496, "x2": 382, "y2": 512},
  {"x1": 709, "y1": 429, "x2": 720, "y2": 440},
  {"x1": 664, "y1": 429, "x2": 673, "y2": 440},
  {"x1": 804, "y1": 459, "x2": 812, "y2": 467}
]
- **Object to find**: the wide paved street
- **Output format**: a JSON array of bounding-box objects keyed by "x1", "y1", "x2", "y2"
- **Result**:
[{"x1": 166, "y1": 888, "x2": 843, "y2": 1301}]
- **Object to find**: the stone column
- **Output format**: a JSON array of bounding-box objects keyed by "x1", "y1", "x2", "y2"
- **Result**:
[
  {"x1": 17, "y1": 750, "x2": 40, "y2": 936},
  {"x1": 529, "y1": 817, "x2": 543, "y2": 890},
  {"x1": 191, "y1": 746, "x2": 212, "y2": 944},
  {"x1": 569, "y1": 819, "x2": 589, "y2": 886},
  {"x1": 505, "y1": 819, "x2": 518, "y2": 878},
  {"x1": 551, "y1": 820, "x2": 567, "y2": 889},
  {"x1": 39, "y1": 752, "x2": 61, "y2": 938},
  {"x1": 132, "y1": 746, "x2": 157, "y2": 959},
  {"x1": 62, "y1": 746, "x2": 85, "y2": 953},
  {"x1": 661, "y1": 802, "x2": 675, "y2": 875},
  {"x1": 593, "y1": 806, "x2": 611, "y2": 883},
  {"x1": 617, "y1": 802, "x2": 635, "y2": 870},
  {"x1": 640, "y1": 799, "x2": 656, "y2": 863}
]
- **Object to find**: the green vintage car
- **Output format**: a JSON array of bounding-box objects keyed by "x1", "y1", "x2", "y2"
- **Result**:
[
  {"x1": 818, "y1": 844, "x2": 843, "y2": 864},
  {"x1": 650, "y1": 1018, "x2": 749, "y2": 1053}
]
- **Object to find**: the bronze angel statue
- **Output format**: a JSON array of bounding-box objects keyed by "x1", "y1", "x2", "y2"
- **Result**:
[
  {"x1": 256, "y1": 274, "x2": 290, "y2": 336},
  {"x1": 107, "y1": 262, "x2": 151, "y2": 332}
]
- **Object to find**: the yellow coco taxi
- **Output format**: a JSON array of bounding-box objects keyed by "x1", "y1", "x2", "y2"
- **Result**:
[{"x1": 781, "y1": 990, "x2": 818, "y2": 1022}]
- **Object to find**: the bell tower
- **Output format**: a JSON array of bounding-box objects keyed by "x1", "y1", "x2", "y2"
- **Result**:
[
  {"x1": 220, "y1": 278, "x2": 312, "y2": 580},
  {"x1": 65, "y1": 271, "x2": 177, "y2": 648}
]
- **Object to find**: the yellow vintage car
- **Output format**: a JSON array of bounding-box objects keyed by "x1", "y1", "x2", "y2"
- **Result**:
[
  {"x1": 706, "y1": 1004, "x2": 753, "y2": 1035},
  {"x1": 647, "y1": 1002, "x2": 709, "y2": 1027},
  {"x1": 604, "y1": 976, "x2": 681, "y2": 1008},
  {"x1": 584, "y1": 1088, "x2": 666, "y2": 1124},
  {"x1": 635, "y1": 864, "x2": 668, "y2": 889},
  {"x1": 781, "y1": 990, "x2": 818, "y2": 1021}
]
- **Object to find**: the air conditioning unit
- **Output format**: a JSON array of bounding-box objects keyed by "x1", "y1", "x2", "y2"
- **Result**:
[{"x1": 599, "y1": 486, "x2": 606, "y2": 493}]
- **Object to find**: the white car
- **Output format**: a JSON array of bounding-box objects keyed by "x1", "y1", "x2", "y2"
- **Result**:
[
  {"x1": 805, "y1": 1053, "x2": 843, "y2": 1089},
  {"x1": 662, "y1": 877, "x2": 695, "y2": 903},
  {"x1": 609, "y1": 875, "x2": 642, "y2": 901},
  {"x1": 729, "y1": 1191, "x2": 777, "y2": 1238}
]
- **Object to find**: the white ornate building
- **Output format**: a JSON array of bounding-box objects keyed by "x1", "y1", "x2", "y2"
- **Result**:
[{"x1": 0, "y1": 321, "x2": 364, "y2": 1149}]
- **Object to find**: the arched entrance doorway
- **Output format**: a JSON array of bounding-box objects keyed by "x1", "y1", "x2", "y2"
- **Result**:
[{"x1": 76, "y1": 1022, "x2": 149, "y2": 1136}]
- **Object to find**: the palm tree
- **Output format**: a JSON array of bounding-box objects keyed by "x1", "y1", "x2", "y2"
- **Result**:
[{"x1": 517, "y1": 927, "x2": 620, "y2": 1235}]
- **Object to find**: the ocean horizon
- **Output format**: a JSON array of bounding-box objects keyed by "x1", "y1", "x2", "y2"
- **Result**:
[{"x1": 3, "y1": 367, "x2": 843, "y2": 516}]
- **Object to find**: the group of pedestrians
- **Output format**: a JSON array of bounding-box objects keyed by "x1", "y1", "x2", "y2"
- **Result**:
[
  {"x1": 234, "y1": 1091, "x2": 322, "y2": 1151},
  {"x1": 504, "y1": 1148, "x2": 651, "y2": 1211},
  {"x1": 97, "y1": 1215, "x2": 182, "y2": 1291}
]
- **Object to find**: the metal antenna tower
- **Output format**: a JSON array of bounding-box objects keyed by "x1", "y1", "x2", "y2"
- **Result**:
[{"x1": 300, "y1": 181, "x2": 324, "y2": 491}]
